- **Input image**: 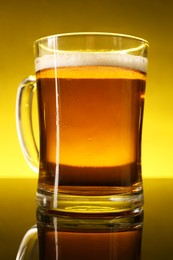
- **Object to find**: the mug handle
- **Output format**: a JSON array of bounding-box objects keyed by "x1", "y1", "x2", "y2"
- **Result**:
[
  {"x1": 16, "y1": 225, "x2": 38, "y2": 260},
  {"x1": 16, "y1": 76, "x2": 39, "y2": 173}
]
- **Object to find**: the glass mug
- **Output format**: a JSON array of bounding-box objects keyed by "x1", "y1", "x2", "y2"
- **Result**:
[
  {"x1": 16, "y1": 33, "x2": 149, "y2": 214},
  {"x1": 16, "y1": 208, "x2": 143, "y2": 260}
]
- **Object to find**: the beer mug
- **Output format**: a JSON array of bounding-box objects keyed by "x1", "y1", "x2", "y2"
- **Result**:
[
  {"x1": 16, "y1": 208, "x2": 143, "y2": 260},
  {"x1": 16, "y1": 33, "x2": 149, "y2": 214}
]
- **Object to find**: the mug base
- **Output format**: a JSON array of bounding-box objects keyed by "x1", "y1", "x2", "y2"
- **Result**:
[{"x1": 36, "y1": 185, "x2": 143, "y2": 214}]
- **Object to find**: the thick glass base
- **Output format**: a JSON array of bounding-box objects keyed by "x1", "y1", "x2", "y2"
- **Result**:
[{"x1": 37, "y1": 185, "x2": 143, "y2": 214}]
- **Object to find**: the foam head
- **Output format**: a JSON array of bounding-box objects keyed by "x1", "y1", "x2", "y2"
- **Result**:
[{"x1": 35, "y1": 52, "x2": 148, "y2": 73}]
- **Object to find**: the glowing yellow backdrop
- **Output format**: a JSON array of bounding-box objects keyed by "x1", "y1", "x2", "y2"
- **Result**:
[{"x1": 0, "y1": 0, "x2": 173, "y2": 178}]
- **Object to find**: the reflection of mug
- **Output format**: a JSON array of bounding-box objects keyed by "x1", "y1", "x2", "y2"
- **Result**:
[
  {"x1": 16, "y1": 208, "x2": 143, "y2": 260},
  {"x1": 16, "y1": 33, "x2": 149, "y2": 214}
]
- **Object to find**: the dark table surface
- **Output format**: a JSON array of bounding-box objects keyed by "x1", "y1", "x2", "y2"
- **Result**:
[{"x1": 0, "y1": 178, "x2": 173, "y2": 260}]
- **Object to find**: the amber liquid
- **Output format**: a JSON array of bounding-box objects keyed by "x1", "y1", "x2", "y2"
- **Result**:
[{"x1": 36, "y1": 66, "x2": 146, "y2": 210}]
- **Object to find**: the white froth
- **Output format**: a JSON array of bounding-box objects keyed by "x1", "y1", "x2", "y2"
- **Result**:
[{"x1": 35, "y1": 52, "x2": 147, "y2": 73}]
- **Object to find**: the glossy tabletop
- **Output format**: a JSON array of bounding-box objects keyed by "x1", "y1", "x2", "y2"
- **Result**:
[{"x1": 0, "y1": 178, "x2": 173, "y2": 260}]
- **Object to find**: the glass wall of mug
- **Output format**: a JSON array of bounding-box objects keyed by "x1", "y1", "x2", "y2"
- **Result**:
[
  {"x1": 16, "y1": 208, "x2": 144, "y2": 260},
  {"x1": 16, "y1": 33, "x2": 149, "y2": 214}
]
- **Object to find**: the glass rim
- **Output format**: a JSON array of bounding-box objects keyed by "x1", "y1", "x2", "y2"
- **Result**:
[{"x1": 34, "y1": 32, "x2": 149, "y2": 46}]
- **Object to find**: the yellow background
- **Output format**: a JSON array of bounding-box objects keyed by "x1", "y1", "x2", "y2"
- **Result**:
[{"x1": 0, "y1": 0, "x2": 173, "y2": 178}]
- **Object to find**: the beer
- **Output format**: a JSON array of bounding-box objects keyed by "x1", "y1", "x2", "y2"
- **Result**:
[{"x1": 35, "y1": 52, "x2": 147, "y2": 212}]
